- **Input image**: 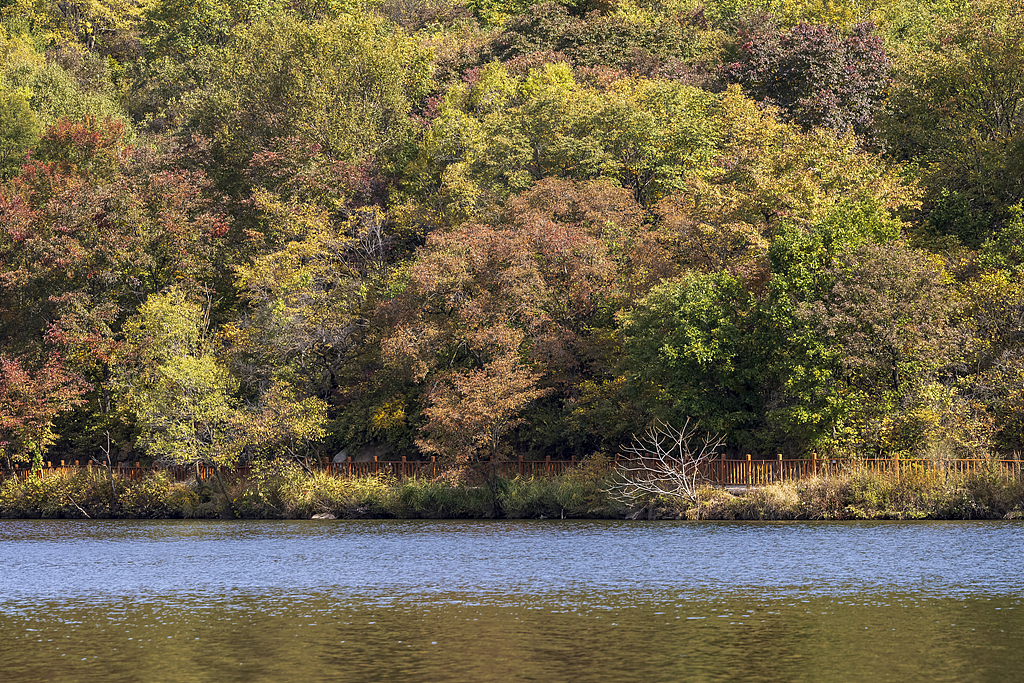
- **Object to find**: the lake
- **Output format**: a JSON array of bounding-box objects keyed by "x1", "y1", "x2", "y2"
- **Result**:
[{"x1": 1, "y1": 520, "x2": 1021, "y2": 682}]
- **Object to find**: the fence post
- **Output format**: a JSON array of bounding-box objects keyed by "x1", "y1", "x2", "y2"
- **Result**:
[
  {"x1": 746, "y1": 454, "x2": 751, "y2": 487},
  {"x1": 777, "y1": 453, "x2": 782, "y2": 482},
  {"x1": 546, "y1": 455, "x2": 551, "y2": 476}
]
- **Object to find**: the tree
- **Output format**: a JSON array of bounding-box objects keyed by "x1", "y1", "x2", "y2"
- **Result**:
[
  {"x1": 598, "y1": 77, "x2": 720, "y2": 206},
  {"x1": 884, "y1": 0, "x2": 1024, "y2": 245},
  {"x1": 0, "y1": 353, "x2": 88, "y2": 468},
  {"x1": 753, "y1": 203, "x2": 905, "y2": 453},
  {"x1": 114, "y1": 288, "x2": 239, "y2": 467},
  {"x1": 494, "y1": 2, "x2": 727, "y2": 73},
  {"x1": 141, "y1": 0, "x2": 279, "y2": 59},
  {"x1": 726, "y1": 21, "x2": 891, "y2": 139},
  {"x1": 0, "y1": 91, "x2": 40, "y2": 179},
  {"x1": 610, "y1": 418, "x2": 726, "y2": 505},
  {"x1": 382, "y1": 178, "x2": 663, "y2": 459},
  {"x1": 618, "y1": 271, "x2": 765, "y2": 446},
  {"x1": 416, "y1": 348, "x2": 550, "y2": 466},
  {"x1": 226, "y1": 195, "x2": 376, "y2": 397},
  {"x1": 798, "y1": 241, "x2": 961, "y2": 404},
  {"x1": 1, "y1": 38, "x2": 129, "y2": 132},
  {"x1": 186, "y1": 12, "x2": 433, "y2": 179},
  {"x1": 0, "y1": 121, "x2": 225, "y2": 361},
  {"x1": 653, "y1": 86, "x2": 915, "y2": 279},
  {"x1": 0, "y1": 124, "x2": 228, "y2": 464},
  {"x1": 404, "y1": 62, "x2": 724, "y2": 221},
  {"x1": 240, "y1": 380, "x2": 328, "y2": 466},
  {"x1": 30, "y1": 114, "x2": 128, "y2": 182},
  {"x1": 787, "y1": 240, "x2": 965, "y2": 454}
]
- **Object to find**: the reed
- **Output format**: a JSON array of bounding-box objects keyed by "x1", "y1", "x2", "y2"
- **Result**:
[{"x1": 3, "y1": 460, "x2": 1023, "y2": 520}]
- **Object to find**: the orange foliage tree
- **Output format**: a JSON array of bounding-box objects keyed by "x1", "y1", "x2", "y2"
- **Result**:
[{"x1": 381, "y1": 178, "x2": 669, "y2": 463}]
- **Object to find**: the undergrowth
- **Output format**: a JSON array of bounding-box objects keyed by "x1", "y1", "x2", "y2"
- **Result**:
[{"x1": 2, "y1": 461, "x2": 1023, "y2": 520}]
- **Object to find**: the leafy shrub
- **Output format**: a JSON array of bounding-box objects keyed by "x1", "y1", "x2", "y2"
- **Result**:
[
  {"x1": 119, "y1": 472, "x2": 198, "y2": 518},
  {"x1": 498, "y1": 476, "x2": 560, "y2": 518},
  {"x1": 0, "y1": 469, "x2": 113, "y2": 518}
]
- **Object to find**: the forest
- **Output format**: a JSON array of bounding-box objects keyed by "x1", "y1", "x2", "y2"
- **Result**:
[{"x1": 0, "y1": 0, "x2": 1022, "y2": 474}]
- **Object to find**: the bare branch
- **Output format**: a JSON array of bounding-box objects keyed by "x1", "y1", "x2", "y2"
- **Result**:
[{"x1": 610, "y1": 418, "x2": 726, "y2": 504}]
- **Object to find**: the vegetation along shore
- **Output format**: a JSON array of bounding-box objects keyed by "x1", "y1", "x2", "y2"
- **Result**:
[{"x1": 3, "y1": 460, "x2": 1024, "y2": 520}]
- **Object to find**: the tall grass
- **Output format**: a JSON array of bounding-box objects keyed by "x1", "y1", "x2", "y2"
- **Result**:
[
  {"x1": 680, "y1": 465, "x2": 1024, "y2": 521},
  {"x1": 2, "y1": 461, "x2": 1022, "y2": 520}
]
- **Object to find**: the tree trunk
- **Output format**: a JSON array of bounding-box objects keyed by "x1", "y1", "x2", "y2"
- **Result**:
[{"x1": 213, "y1": 466, "x2": 238, "y2": 518}]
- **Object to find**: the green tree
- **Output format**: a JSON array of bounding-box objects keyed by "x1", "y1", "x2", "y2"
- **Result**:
[
  {"x1": 141, "y1": 0, "x2": 281, "y2": 59},
  {"x1": 226, "y1": 195, "x2": 377, "y2": 398},
  {"x1": 652, "y1": 86, "x2": 915, "y2": 278},
  {"x1": 783, "y1": 240, "x2": 964, "y2": 455},
  {"x1": 885, "y1": 0, "x2": 1024, "y2": 245},
  {"x1": 114, "y1": 288, "x2": 240, "y2": 468},
  {"x1": 403, "y1": 63, "x2": 723, "y2": 221},
  {"x1": 186, "y1": 12, "x2": 433, "y2": 182},
  {"x1": 618, "y1": 271, "x2": 765, "y2": 448},
  {"x1": 0, "y1": 90, "x2": 39, "y2": 179}
]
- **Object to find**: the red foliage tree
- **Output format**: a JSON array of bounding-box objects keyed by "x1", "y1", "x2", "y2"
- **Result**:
[
  {"x1": 382, "y1": 178, "x2": 669, "y2": 460},
  {"x1": 0, "y1": 354, "x2": 89, "y2": 466},
  {"x1": 726, "y1": 22, "x2": 890, "y2": 140}
]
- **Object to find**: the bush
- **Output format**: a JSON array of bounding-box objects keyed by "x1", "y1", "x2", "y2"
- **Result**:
[
  {"x1": 0, "y1": 469, "x2": 114, "y2": 518},
  {"x1": 3, "y1": 461, "x2": 1024, "y2": 520},
  {"x1": 498, "y1": 476, "x2": 560, "y2": 518},
  {"x1": 119, "y1": 472, "x2": 199, "y2": 518}
]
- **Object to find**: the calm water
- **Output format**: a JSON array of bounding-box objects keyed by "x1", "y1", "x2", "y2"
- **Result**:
[{"x1": 1, "y1": 520, "x2": 1022, "y2": 682}]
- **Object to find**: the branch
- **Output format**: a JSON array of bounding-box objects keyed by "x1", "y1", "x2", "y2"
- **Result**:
[{"x1": 610, "y1": 418, "x2": 726, "y2": 504}]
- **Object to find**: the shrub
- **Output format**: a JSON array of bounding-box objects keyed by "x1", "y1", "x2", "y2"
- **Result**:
[
  {"x1": 119, "y1": 472, "x2": 199, "y2": 518},
  {"x1": 498, "y1": 476, "x2": 560, "y2": 518}
]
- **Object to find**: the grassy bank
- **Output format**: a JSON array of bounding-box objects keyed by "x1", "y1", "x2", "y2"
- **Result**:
[{"x1": 2, "y1": 462, "x2": 1023, "y2": 520}]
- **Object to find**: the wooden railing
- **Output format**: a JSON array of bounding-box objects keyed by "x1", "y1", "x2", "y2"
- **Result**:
[
  {"x1": 2, "y1": 455, "x2": 1023, "y2": 485},
  {"x1": 702, "y1": 455, "x2": 1024, "y2": 486}
]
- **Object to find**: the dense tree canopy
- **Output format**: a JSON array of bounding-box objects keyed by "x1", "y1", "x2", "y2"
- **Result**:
[{"x1": 0, "y1": 0, "x2": 1019, "y2": 467}]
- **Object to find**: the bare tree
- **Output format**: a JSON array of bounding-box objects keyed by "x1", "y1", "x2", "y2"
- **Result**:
[{"x1": 610, "y1": 419, "x2": 726, "y2": 504}]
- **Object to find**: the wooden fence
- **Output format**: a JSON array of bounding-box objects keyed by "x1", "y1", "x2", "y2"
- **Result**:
[
  {"x1": 702, "y1": 455, "x2": 1024, "y2": 486},
  {"x1": 2, "y1": 454, "x2": 1023, "y2": 486}
]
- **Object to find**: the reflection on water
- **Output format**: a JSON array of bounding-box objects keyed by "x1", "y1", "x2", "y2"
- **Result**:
[{"x1": 1, "y1": 520, "x2": 1022, "y2": 682}]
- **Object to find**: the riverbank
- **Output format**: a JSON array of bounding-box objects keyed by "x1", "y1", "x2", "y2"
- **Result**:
[{"x1": 2, "y1": 461, "x2": 1023, "y2": 520}]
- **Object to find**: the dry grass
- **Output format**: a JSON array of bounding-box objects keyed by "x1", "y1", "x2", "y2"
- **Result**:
[{"x1": 2, "y1": 460, "x2": 1023, "y2": 520}]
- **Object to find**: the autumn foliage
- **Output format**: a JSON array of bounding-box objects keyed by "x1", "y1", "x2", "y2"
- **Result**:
[{"x1": 0, "y1": 0, "x2": 1021, "y2": 471}]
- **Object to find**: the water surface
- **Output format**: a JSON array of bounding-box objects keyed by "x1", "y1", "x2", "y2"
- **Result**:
[{"x1": 1, "y1": 520, "x2": 1021, "y2": 682}]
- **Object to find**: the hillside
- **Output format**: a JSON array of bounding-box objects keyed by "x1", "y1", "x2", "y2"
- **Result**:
[{"x1": 0, "y1": 0, "x2": 1022, "y2": 470}]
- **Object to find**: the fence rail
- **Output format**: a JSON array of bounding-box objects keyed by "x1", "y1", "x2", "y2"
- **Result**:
[
  {"x1": 2, "y1": 455, "x2": 1023, "y2": 485},
  {"x1": 702, "y1": 456, "x2": 1024, "y2": 486}
]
